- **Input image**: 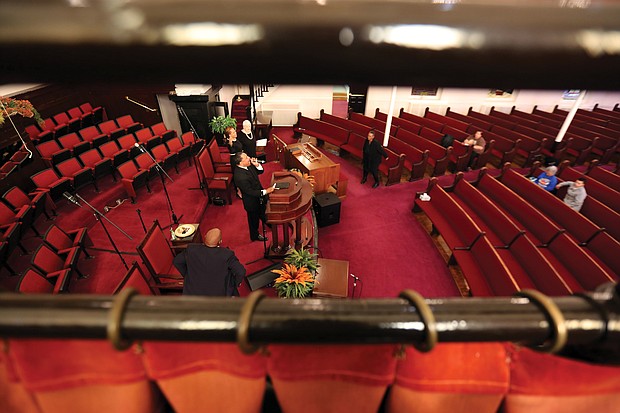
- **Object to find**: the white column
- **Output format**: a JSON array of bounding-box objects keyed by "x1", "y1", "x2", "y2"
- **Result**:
[
  {"x1": 383, "y1": 86, "x2": 398, "y2": 147},
  {"x1": 555, "y1": 90, "x2": 587, "y2": 143}
]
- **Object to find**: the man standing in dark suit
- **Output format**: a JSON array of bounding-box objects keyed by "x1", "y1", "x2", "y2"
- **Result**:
[
  {"x1": 173, "y1": 228, "x2": 246, "y2": 296},
  {"x1": 233, "y1": 152, "x2": 275, "y2": 242},
  {"x1": 237, "y1": 120, "x2": 257, "y2": 158},
  {"x1": 361, "y1": 129, "x2": 388, "y2": 188}
]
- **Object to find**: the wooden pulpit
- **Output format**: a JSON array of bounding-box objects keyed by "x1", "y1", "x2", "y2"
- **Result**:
[{"x1": 265, "y1": 171, "x2": 314, "y2": 257}]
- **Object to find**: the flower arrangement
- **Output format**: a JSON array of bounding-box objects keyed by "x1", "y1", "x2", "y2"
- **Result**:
[
  {"x1": 0, "y1": 96, "x2": 43, "y2": 127},
  {"x1": 272, "y1": 247, "x2": 319, "y2": 298},
  {"x1": 272, "y1": 263, "x2": 316, "y2": 299}
]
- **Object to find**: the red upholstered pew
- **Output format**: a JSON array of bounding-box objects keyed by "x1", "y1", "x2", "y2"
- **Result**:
[
  {"x1": 293, "y1": 113, "x2": 350, "y2": 148},
  {"x1": 399, "y1": 109, "x2": 443, "y2": 132},
  {"x1": 376, "y1": 109, "x2": 423, "y2": 135},
  {"x1": 396, "y1": 128, "x2": 451, "y2": 176},
  {"x1": 476, "y1": 172, "x2": 615, "y2": 292},
  {"x1": 414, "y1": 178, "x2": 519, "y2": 296},
  {"x1": 450, "y1": 174, "x2": 572, "y2": 295},
  {"x1": 558, "y1": 163, "x2": 620, "y2": 212},
  {"x1": 500, "y1": 168, "x2": 604, "y2": 246},
  {"x1": 387, "y1": 137, "x2": 429, "y2": 181},
  {"x1": 588, "y1": 164, "x2": 620, "y2": 192}
]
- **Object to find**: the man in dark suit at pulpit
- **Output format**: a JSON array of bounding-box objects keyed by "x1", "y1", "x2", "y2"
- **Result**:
[{"x1": 233, "y1": 152, "x2": 275, "y2": 242}]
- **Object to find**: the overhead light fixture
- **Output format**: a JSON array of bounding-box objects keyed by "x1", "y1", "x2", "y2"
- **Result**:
[
  {"x1": 367, "y1": 24, "x2": 483, "y2": 51},
  {"x1": 163, "y1": 23, "x2": 264, "y2": 46}
]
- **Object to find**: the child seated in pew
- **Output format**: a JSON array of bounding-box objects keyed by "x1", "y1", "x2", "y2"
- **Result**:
[
  {"x1": 556, "y1": 177, "x2": 587, "y2": 212},
  {"x1": 532, "y1": 165, "x2": 558, "y2": 192}
]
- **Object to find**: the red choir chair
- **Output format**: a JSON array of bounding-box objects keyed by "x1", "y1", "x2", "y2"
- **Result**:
[
  {"x1": 208, "y1": 138, "x2": 232, "y2": 173},
  {"x1": 166, "y1": 136, "x2": 192, "y2": 167},
  {"x1": 25, "y1": 124, "x2": 43, "y2": 141},
  {"x1": 134, "y1": 127, "x2": 161, "y2": 150},
  {"x1": 196, "y1": 146, "x2": 233, "y2": 205},
  {"x1": 142, "y1": 341, "x2": 267, "y2": 413},
  {"x1": 40, "y1": 117, "x2": 69, "y2": 139},
  {"x1": 151, "y1": 143, "x2": 179, "y2": 173},
  {"x1": 9, "y1": 147, "x2": 31, "y2": 167},
  {"x1": 134, "y1": 152, "x2": 157, "y2": 179},
  {"x1": 78, "y1": 148, "x2": 116, "y2": 183},
  {"x1": 35, "y1": 139, "x2": 71, "y2": 167},
  {"x1": 1, "y1": 220, "x2": 27, "y2": 257},
  {"x1": 136, "y1": 220, "x2": 184, "y2": 292},
  {"x1": 40, "y1": 117, "x2": 56, "y2": 133},
  {"x1": 112, "y1": 261, "x2": 157, "y2": 295},
  {"x1": 503, "y1": 344, "x2": 620, "y2": 412},
  {"x1": 57, "y1": 132, "x2": 91, "y2": 157},
  {"x1": 79, "y1": 101, "x2": 105, "y2": 124},
  {"x1": 68, "y1": 106, "x2": 93, "y2": 128},
  {"x1": 7, "y1": 338, "x2": 164, "y2": 413},
  {"x1": 268, "y1": 344, "x2": 397, "y2": 413},
  {"x1": 53, "y1": 111, "x2": 81, "y2": 133},
  {"x1": 116, "y1": 115, "x2": 143, "y2": 134},
  {"x1": 3, "y1": 186, "x2": 55, "y2": 222},
  {"x1": 16, "y1": 267, "x2": 57, "y2": 294},
  {"x1": 0, "y1": 161, "x2": 17, "y2": 177},
  {"x1": 0, "y1": 198, "x2": 41, "y2": 238},
  {"x1": 98, "y1": 140, "x2": 130, "y2": 167},
  {"x1": 181, "y1": 130, "x2": 205, "y2": 156},
  {"x1": 79, "y1": 125, "x2": 109, "y2": 148},
  {"x1": 30, "y1": 243, "x2": 83, "y2": 293},
  {"x1": 117, "y1": 160, "x2": 150, "y2": 203},
  {"x1": 150, "y1": 121, "x2": 176, "y2": 142},
  {"x1": 116, "y1": 133, "x2": 141, "y2": 158},
  {"x1": 387, "y1": 343, "x2": 509, "y2": 413},
  {"x1": 30, "y1": 168, "x2": 73, "y2": 202},
  {"x1": 43, "y1": 223, "x2": 94, "y2": 260},
  {"x1": 98, "y1": 119, "x2": 125, "y2": 141},
  {"x1": 54, "y1": 157, "x2": 97, "y2": 192}
]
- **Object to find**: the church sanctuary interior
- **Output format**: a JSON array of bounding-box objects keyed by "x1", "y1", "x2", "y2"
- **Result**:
[{"x1": 1, "y1": 0, "x2": 620, "y2": 412}]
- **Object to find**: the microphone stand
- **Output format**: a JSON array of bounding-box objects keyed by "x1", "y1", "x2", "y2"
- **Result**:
[
  {"x1": 136, "y1": 209, "x2": 147, "y2": 234},
  {"x1": 178, "y1": 106, "x2": 207, "y2": 195},
  {"x1": 350, "y1": 274, "x2": 360, "y2": 298},
  {"x1": 73, "y1": 193, "x2": 132, "y2": 270},
  {"x1": 139, "y1": 145, "x2": 182, "y2": 227}
]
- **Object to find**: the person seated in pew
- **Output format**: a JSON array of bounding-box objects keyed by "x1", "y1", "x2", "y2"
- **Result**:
[
  {"x1": 463, "y1": 130, "x2": 486, "y2": 170},
  {"x1": 173, "y1": 227, "x2": 246, "y2": 296},
  {"x1": 556, "y1": 177, "x2": 587, "y2": 212},
  {"x1": 533, "y1": 165, "x2": 558, "y2": 192}
]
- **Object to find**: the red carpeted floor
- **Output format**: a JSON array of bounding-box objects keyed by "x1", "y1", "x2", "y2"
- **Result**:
[{"x1": 1, "y1": 128, "x2": 464, "y2": 298}]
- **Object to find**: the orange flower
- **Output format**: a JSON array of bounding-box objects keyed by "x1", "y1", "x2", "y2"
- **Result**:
[{"x1": 272, "y1": 263, "x2": 316, "y2": 298}]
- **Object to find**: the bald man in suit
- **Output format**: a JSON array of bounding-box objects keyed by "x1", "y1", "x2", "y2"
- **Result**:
[{"x1": 173, "y1": 228, "x2": 246, "y2": 296}]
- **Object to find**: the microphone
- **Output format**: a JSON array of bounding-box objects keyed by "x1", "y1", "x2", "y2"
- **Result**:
[
  {"x1": 134, "y1": 143, "x2": 146, "y2": 153},
  {"x1": 63, "y1": 192, "x2": 81, "y2": 207},
  {"x1": 256, "y1": 160, "x2": 265, "y2": 164}
]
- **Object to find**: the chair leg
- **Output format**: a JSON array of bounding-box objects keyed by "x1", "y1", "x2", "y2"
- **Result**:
[
  {"x1": 18, "y1": 242, "x2": 28, "y2": 255},
  {"x1": 83, "y1": 247, "x2": 95, "y2": 260},
  {"x1": 75, "y1": 266, "x2": 89, "y2": 279}
]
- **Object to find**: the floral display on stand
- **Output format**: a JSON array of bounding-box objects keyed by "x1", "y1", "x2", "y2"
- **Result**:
[
  {"x1": 272, "y1": 247, "x2": 319, "y2": 299},
  {"x1": 0, "y1": 96, "x2": 43, "y2": 127}
]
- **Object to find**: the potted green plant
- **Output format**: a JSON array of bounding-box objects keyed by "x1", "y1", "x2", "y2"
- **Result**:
[
  {"x1": 271, "y1": 247, "x2": 319, "y2": 299},
  {"x1": 209, "y1": 115, "x2": 237, "y2": 134},
  {"x1": 284, "y1": 247, "x2": 319, "y2": 273},
  {"x1": 208, "y1": 115, "x2": 236, "y2": 145}
]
